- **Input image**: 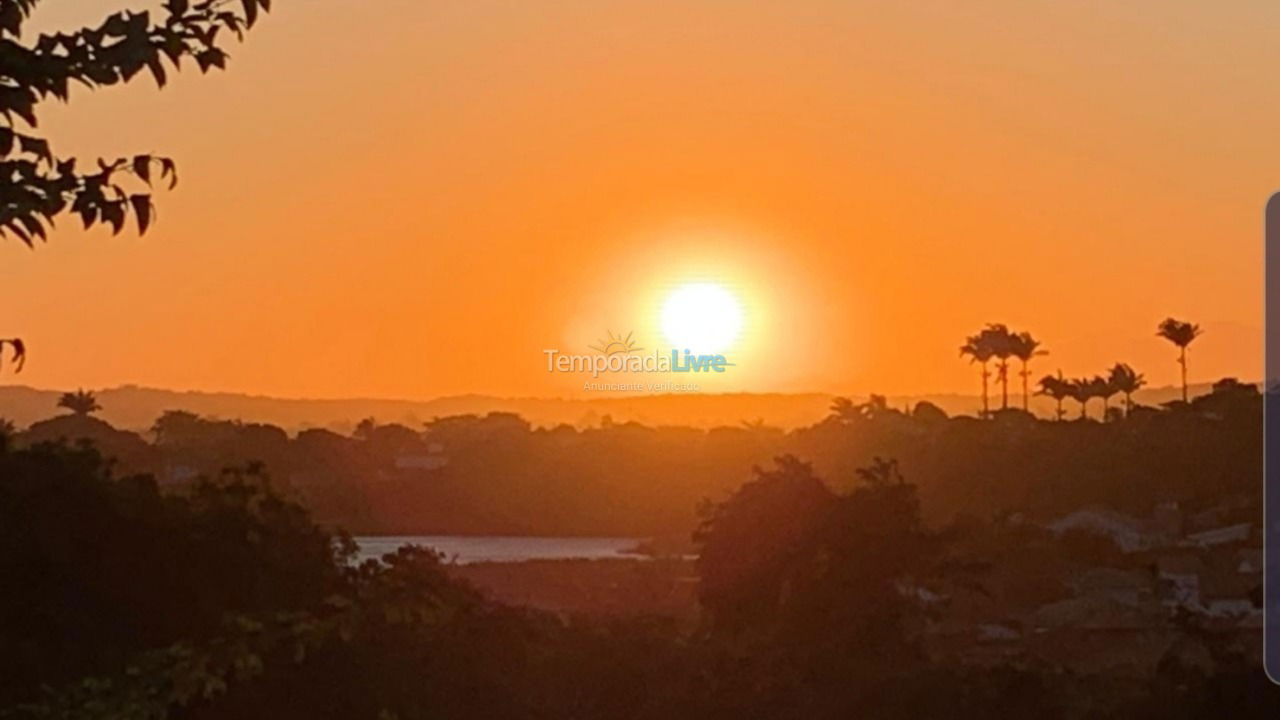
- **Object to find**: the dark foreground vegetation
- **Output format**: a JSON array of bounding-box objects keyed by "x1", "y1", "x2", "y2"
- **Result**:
[{"x1": 1, "y1": 379, "x2": 1276, "y2": 719}]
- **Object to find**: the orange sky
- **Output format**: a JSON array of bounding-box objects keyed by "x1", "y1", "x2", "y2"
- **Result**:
[{"x1": 1, "y1": 0, "x2": 1272, "y2": 400}]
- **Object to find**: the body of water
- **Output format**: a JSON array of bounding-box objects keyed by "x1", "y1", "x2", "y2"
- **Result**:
[{"x1": 351, "y1": 535, "x2": 646, "y2": 565}]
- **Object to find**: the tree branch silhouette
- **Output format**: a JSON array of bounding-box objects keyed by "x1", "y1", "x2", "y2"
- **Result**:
[{"x1": 0, "y1": 0, "x2": 271, "y2": 245}]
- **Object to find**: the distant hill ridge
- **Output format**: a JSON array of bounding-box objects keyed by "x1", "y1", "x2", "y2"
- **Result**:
[{"x1": 0, "y1": 382, "x2": 1243, "y2": 434}]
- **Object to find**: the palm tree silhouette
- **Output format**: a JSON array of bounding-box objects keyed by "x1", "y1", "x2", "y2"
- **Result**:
[
  {"x1": 0, "y1": 338, "x2": 24, "y2": 373},
  {"x1": 1066, "y1": 377, "x2": 1089, "y2": 419},
  {"x1": 1037, "y1": 371, "x2": 1070, "y2": 421},
  {"x1": 1009, "y1": 331, "x2": 1046, "y2": 412},
  {"x1": 1156, "y1": 318, "x2": 1202, "y2": 403},
  {"x1": 57, "y1": 389, "x2": 101, "y2": 416},
  {"x1": 1083, "y1": 375, "x2": 1110, "y2": 420},
  {"x1": 1066, "y1": 376, "x2": 1106, "y2": 420},
  {"x1": 1096, "y1": 375, "x2": 1118, "y2": 419},
  {"x1": 960, "y1": 333, "x2": 995, "y2": 417},
  {"x1": 1108, "y1": 363, "x2": 1145, "y2": 416},
  {"x1": 983, "y1": 324, "x2": 1016, "y2": 411},
  {"x1": 828, "y1": 397, "x2": 859, "y2": 424}
]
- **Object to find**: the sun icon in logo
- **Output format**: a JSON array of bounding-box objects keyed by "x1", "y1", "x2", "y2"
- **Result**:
[{"x1": 589, "y1": 330, "x2": 643, "y2": 356}]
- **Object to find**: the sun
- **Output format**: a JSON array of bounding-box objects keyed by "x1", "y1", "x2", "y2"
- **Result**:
[{"x1": 660, "y1": 283, "x2": 744, "y2": 355}]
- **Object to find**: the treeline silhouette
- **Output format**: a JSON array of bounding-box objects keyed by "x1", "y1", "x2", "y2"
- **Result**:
[
  {"x1": 4, "y1": 377, "x2": 1261, "y2": 538},
  {"x1": 2, "y1": 436, "x2": 1274, "y2": 718},
  {"x1": 960, "y1": 317, "x2": 1202, "y2": 420}
]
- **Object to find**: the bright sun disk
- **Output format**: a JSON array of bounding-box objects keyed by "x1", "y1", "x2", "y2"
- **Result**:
[{"x1": 660, "y1": 283, "x2": 744, "y2": 355}]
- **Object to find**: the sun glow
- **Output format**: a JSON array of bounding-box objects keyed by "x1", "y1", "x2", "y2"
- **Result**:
[{"x1": 660, "y1": 283, "x2": 745, "y2": 355}]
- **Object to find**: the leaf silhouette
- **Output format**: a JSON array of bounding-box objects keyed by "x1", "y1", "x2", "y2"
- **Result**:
[
  {"x1": 130, "y1": 194, "x2": 152, "y2": 234},
  {"x1": 133, "y1": 155, "x2": 152, "y2": 184}
]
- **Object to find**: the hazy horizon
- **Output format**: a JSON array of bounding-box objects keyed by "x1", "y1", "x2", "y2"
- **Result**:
[{"x1": 0, "y1": 378, "x2": 1243, "y2": 433}]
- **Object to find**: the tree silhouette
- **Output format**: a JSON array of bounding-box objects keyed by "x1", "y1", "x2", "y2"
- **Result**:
[
  {"x1": 354, "y1": 416, "x2": 377, "y2": 440},
  {"x1": 1036, "y1": 371, "x2": 1070, "y2": 421},
  {"x1": 1009, "y1": 331, "x2": 1046, "y2": 412},
  {"x1": 828, "y1": 395, "x2": 897, "y2": 424},
  {"x1": 1156, "y1": 318, "x2": 1202, "y2": 403},
  {"x1": 1064, "y1": 378, "x2": 1084, "y2": 419},
  {"x1": 855, "y1": 456, "x2": 906, "y2": 486},
  {"x1": 0, "y1": 337, "x2": 23, "y2": 372},
  {"x1": 57, "y1": 388, "x2": 100, "y2": 416},
  {"x1": 0, "y1": 0, "x2": 272, "y2": 245},
  {"x1": 1064, "y1": 376, "x2": 1104, "y2": 420},
  {"x1": 1096, "y1": 375, "x2": 1117, "y2": 419},
  {"x1": 1080, "y1": 376, "x2": 1109, "y2": 420},
  {"x1": 860, "y1": 394, "x2": 893, "y2": 420},
  {"x1": 1108, "y1": 362, "x2": 1145, "y2": 416},
  {"x1": 910, "y1": 400, "x2": 948, "y2": 423},
  {"x1": 828, "y1": 397, "x2": 858, "y2": 424},
  {"x1": 150, "y1": 409, "x2": 203, "y2": 446},
  {"x1": 959, "y1": 332, "x2": 994, "y2": 417},
  {"x1": 694, "y1": 454, "x2": 833, "y2": 632},
  {"x1": 983, "y1": 324, "x2": 1016, "y2": 410}
]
